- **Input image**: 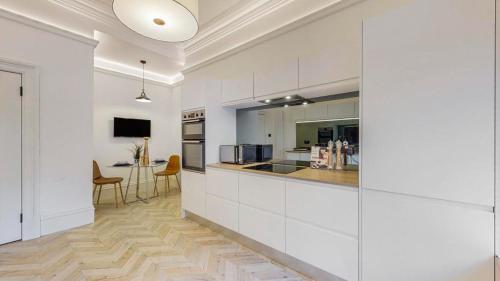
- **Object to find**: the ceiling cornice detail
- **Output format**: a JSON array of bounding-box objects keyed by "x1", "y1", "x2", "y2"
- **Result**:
[
  {"x1": 182, "y1": 0, "x2": 294, "y2": 57},
  {"x1": 0, "y1": 7, "x2": 99, "y2": 47},
  {"x1": 48, "y1": 0, "x2": 116, "y2": 26}
]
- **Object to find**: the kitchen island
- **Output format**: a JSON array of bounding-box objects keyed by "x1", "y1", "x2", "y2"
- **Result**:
[{"x1": 181, "y1": 161, "x2": 359, "y2": 281}]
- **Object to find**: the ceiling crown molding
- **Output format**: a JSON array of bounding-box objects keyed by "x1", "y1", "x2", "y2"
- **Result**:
[
  {"x1": 182, "y1": 0, "x2": 294, "y2": 57},
  {"x1": 48, "y1": 0, "x2": 116, "y2": 26}
]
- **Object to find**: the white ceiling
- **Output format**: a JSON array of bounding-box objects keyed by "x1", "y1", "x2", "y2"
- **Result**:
[{"x1": 0, "y1": 0, "x2": 349, "y2": 84}]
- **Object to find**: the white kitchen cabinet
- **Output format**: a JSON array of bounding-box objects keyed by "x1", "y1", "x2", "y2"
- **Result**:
[
  {"x1": 326, "y1": 99, "x2": 356, "y2": 119},
  {"x1": 286, "y1": 218, "x2": 358, "y2": 281},
  {"x1": 254, "y1": 59, "x2": 298, "y2": 98},
  {"x1": 181, "y1": 171, "x2": 206, "y2": 217},
  {"x1": 206, "y1": 168, "x2": 238, "y2": 201},
  {"x1": 206, "y1": 194, "x2": 238, "y2": 232},
  {"x1": 239, "y1": 173, "x2": 286, "y2": 215},
  {"x1": 239, "y1": 204, "x2": 285, "y2": 252},
  {"x1": 362, "y1": 0, "x2": 494, "y2": 206},
  {"x1": 222, "y1": 72, "x2": 253, "y2": 103},
  {"x1": 362, "y1": 189, "x2": 493, "y2": 281},
  {"x1": 304, "y1": 103, "x2": 327, "y2": 120},
  {"x1": 299, "y1": 49, "x2": 359, "y2": 90},
  {"x1": 289, "y1": 106, "x2": 305, "y2": 122},
  {"x1": 286, "y1": 180, "x2": 358, "y2": 236},
  {"x1": 181, "y1": 80, "x2": 206, "y2": 111}
]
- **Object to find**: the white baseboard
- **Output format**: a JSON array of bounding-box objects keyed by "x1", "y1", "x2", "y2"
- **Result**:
[{"x1": 41, "y1": 206, "x2": 94, "y2": 235}]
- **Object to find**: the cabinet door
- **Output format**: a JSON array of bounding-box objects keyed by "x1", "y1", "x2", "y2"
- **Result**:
[
  {"x1": 362, "y1": 189, "x2": 493, "y2": 281},
  {"x1": 239, "y1": 173, "x2": 286, "y2": 215},
  {"x1": 206, "y1": 194, "x2": 238, "y2": 232},
  {"x1": 286, "y1": 180, "x2": 358, "y2": 236},
  {"x1": 206, "y1": 168, "x2": 238, "y2": 201},
  {"x1": 181, "y1": 171, "x2": 206, "y2": 217},
  {"x1": 299, "y1": 50, "x2": 359, "y2": 89},
  {"x1": 286, "y1": 218, "x2": 358, "y2": 281},
  {"x1": 304, "y1": 103, "x2": 328, "y2": 121},
  {"x1": 254, "y1": 59, "x2": 298, "y2": 97},
  {"x1": 362, "y1": 0, "x2": 494, "y2": 205},
  {"x1": 181, "y1": 80, "x2": 205, "y2": 110},
  {"x1": 222, "y1": 72, "x2": 253, "y2": 103},
  {"x1": 239, "y1": 204, "x2": 285, "y2": 252}
]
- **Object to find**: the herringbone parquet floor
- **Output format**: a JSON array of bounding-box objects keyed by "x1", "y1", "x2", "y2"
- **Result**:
[{"x1": 0, "y1": 184, "x2": 312, "y2": 281}]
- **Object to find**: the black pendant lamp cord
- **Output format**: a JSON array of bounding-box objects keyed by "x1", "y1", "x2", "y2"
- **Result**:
[{"x1": 142, "y1": 61, "x2": 145, "y2": 93}]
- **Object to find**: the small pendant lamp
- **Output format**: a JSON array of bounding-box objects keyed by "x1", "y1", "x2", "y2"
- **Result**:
[{"x1": 136, "y1": 60, "x2": 152, "y2": 103}]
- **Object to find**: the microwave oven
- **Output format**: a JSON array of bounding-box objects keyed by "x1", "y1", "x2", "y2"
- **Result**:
[{"x1": 220, "y1": 144, "x2": 273, "y2": 164}]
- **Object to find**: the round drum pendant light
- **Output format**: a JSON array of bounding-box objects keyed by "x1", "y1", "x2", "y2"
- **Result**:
[
  {"x1": 113, "y1": 0, "x2": 199, "y2": 42},
  {"x1": 136, "y1": 60, "x2": 152, "y2": 103}
]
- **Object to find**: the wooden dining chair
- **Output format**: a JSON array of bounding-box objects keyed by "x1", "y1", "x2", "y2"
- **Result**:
[
  {"x1": 154, "y1": 155, "x2": 181, "y2": 196},
  {"x1": 93, "y1": 160, "x2": 125, "y2": 208}
]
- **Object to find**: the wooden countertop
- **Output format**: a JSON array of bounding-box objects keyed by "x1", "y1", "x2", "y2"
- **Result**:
[{"x1": 206, "y1": 162, "x2": 359, "y2": 188}]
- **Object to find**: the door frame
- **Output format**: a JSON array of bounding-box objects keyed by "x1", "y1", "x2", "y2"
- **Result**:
[{"x1": 0, "y1": 57, "x2": 40, "y2": 241}]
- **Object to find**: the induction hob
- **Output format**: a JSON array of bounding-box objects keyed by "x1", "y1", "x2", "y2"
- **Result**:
[
  {"x1": 243, "y1": 163, "x2": 306, "y2": 174},
  {"x1": 270, "y1": 160, "x2": 310, "y2": 167}
]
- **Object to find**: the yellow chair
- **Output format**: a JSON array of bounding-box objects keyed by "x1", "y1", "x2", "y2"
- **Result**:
[
  {"x1": 154, "y1": 155, "x2": 181, "y2": 195},
  {"x1": 93, "y1": 160, "x2": 125, "y2": 208}
]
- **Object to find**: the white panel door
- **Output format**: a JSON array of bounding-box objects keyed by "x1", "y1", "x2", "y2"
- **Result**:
[
  {"x1": 362, "y1": 189, "x2": 493, "y2": 281},
  {"x1": 206, "y1": 194, "x2": 238, "y2": 232},
  {"x1": 286, "y1": 180, "x2": 358, "y2": 236},
  {"x1": 254, "y1": 59, "x2": 298, "y2": 97},
  {"x1": 362, "y1": 0, "x2": 495, "y2": 206},
  {"x1": 0, "y1": 70, "x2": 22, "y2": 245},
  {"x1": 286, "y1": 218, "x2": 358, "y2": 281},
  {"x1": 222, "y1": 72, "x2": 253, "y2": 103},
  {"x1": 206, "y1": 168, "x2": 238, "y2": 201},
  {"x1": 239, "y1": 204, "x2": 285, "y2": 252},
  {"x1": 181, "y1": 171, "x2": 206, "y2": 217},
  {"x1": 239, "y1": 173, "x2": 285, "y2": 215}
]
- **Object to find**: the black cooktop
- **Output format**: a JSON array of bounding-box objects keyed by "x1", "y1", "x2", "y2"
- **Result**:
[
  {"x1": 271, "y1": 160, "x2": 310, "y2": 167},
  {"x1": 243, "y1": 163, "x2": 306, "y2": 174}
]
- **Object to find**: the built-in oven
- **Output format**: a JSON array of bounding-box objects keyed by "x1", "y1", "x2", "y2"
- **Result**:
[
  {"x1": 182, "y1": 109, "x2": 206, "y2": 173},
  {"x1": 182, "y1": 140, "x2": 205, "y2": 173},
  {"x1": 182, "y1": 109, "x2": 205, "y2": 140}
]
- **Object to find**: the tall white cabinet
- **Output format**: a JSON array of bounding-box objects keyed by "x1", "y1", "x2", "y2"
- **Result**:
[{"x1": 361, "y1": 0, "x2": 495, "y2": 280}]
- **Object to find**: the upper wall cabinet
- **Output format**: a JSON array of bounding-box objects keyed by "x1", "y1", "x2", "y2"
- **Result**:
[
  {"x1": 362, "y1": 0, "x2": 494, "y2": 206},
  {"x1": 181, "y1": 80, "x2": 206, "y2": 111},
  {"x1": 222, "y1": 72, "x2": 254, "y2": 103},
  {"x1": 299, "y1": 49, "x2": 359, "y2": 89},
  {"x1": 254, "y1": 59, "x2": 298, "y2": 98}
]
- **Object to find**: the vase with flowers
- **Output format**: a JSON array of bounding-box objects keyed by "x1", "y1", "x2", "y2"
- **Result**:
[{"x1": 129, "y1": 143, "x2": 143, "y2": 164}]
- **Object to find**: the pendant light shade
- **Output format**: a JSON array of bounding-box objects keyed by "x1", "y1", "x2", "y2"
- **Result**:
[
  {"x1": 136, "y1": 60, "x2": 152, "y2": 103},
  {"x1": 113, "y1": 0, "x2": 199, "y2": 42}
]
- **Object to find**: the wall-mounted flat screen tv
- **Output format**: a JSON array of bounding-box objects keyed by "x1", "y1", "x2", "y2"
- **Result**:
[{"x1": 113, "y1": 117, "x2": 151, "y2": 137}]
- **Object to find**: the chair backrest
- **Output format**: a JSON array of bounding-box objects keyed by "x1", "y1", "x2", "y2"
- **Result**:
[
  {"x1": 166, "y1": 155, "x2": 180, "y2": 173},
  {"x1": 93, "y1": 160, "x2": 102, "y2": 180}
]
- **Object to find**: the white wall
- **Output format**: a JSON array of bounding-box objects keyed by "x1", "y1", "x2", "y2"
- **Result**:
[
  {"x1": 0, "y1": 14, "x2": 96, "y2": 235},
  {"x1": 93, "y1": 70, "x2": 181, "y2": 184}
]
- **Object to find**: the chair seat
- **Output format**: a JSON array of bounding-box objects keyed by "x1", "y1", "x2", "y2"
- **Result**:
[
  {"x1": 94, "y1": 176, "x2": 123, "y2": 185},
  {"x1": 154, "y1": 170, "x2": 178, "y2": 176}
]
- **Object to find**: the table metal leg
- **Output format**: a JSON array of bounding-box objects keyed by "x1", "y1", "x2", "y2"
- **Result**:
[
  {"x1": 135, "y1": 164, "x2": 140, "y2": 199},
  {"x1": 145, "y1": 166, "x2": 150, "y2": 202},
  {"x1": 124, "y1": 165, "x2": 134, "y2": 203}
]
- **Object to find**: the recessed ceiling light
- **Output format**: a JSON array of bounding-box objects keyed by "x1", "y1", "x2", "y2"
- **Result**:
[
  {"x1": 153, "y1": 18, "x2": 166, "y2": 26},
  {"x1": 113, "y1": 0, "x2": 199, "y2": 42},
  {"x1": 302, "y1": 101, "x2": 308, "y2": 105},
  {"x1": 284, "y1": 104, "x2": 289, "y2": 108},
  {"x1": 285, "y1": 96, "x2": 292, "y2": 100},
  {"x1": 265, "y1": 99, "x2": 271, "y2": 103}
]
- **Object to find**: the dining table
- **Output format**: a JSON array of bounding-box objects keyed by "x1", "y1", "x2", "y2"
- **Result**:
[{"x1": 110, "y1": 161, "x2": 167, "y2": 204}]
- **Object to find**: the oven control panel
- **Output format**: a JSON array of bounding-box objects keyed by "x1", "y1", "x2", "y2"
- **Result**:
[{"x1": 182, "y1": 109, "x2": 205, "y2": 121}]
